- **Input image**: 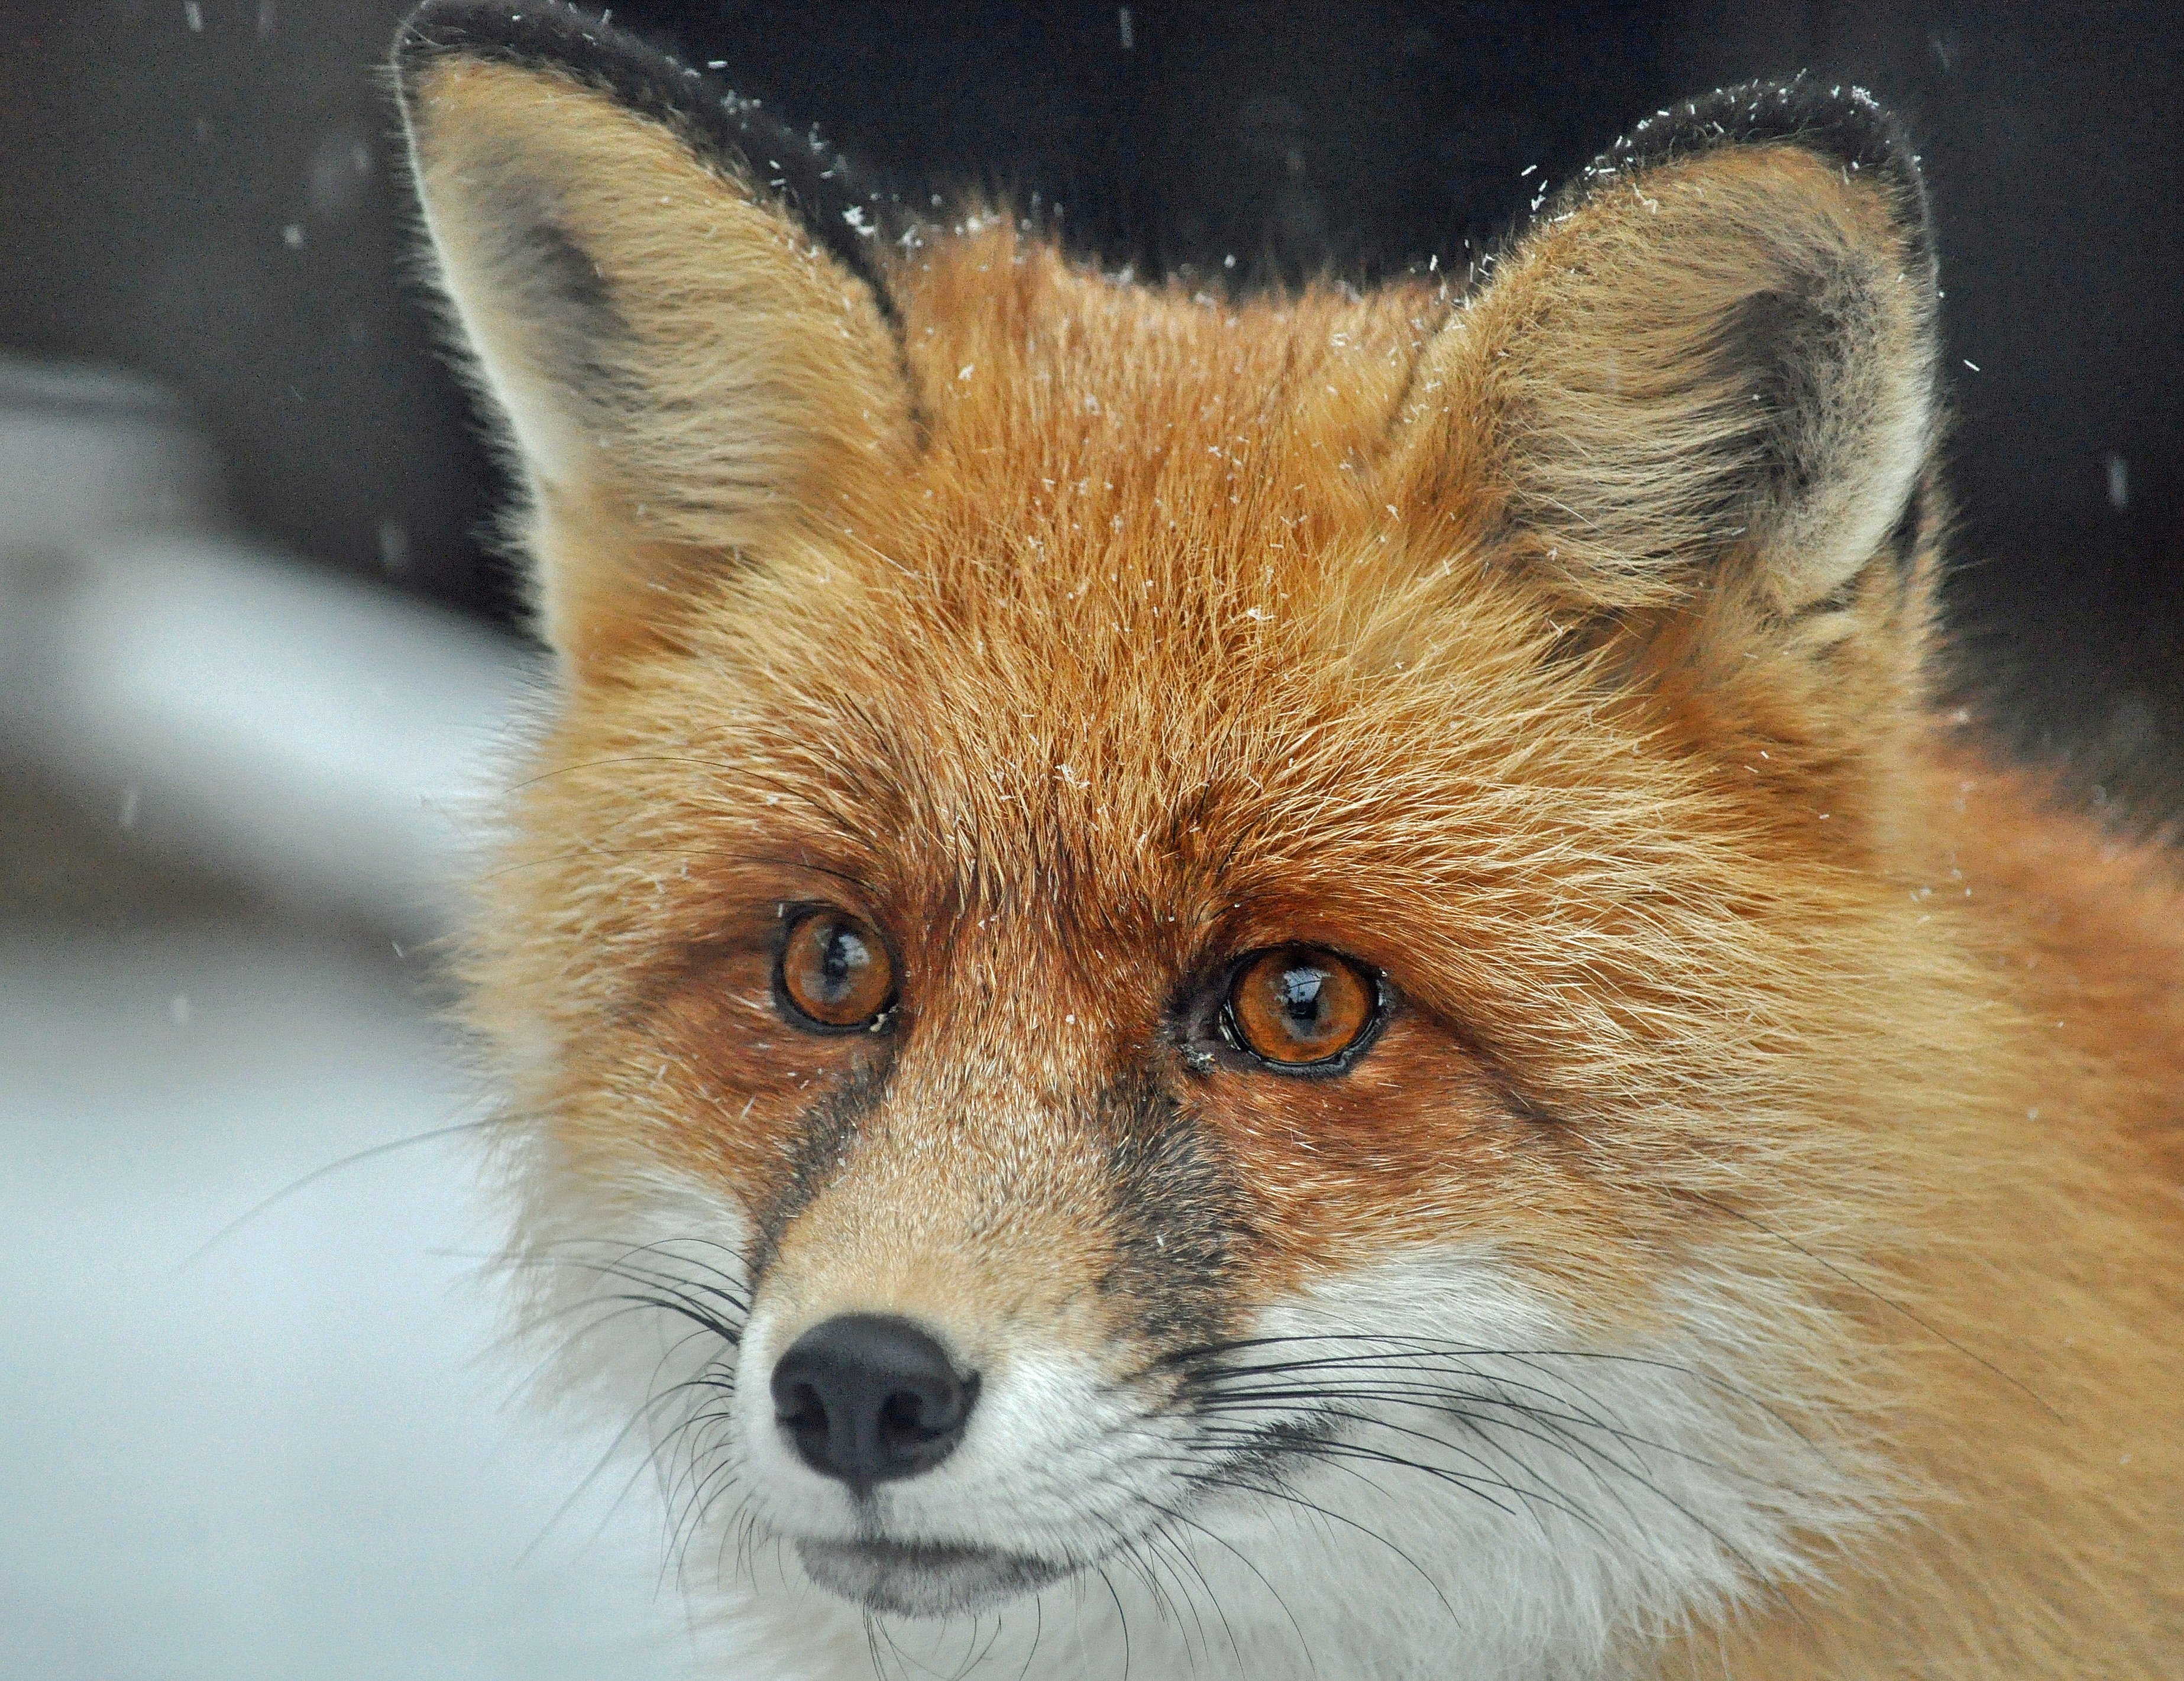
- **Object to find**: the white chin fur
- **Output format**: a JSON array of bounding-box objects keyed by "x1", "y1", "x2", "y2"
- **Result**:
[{"x1": 513, "y1": 1178, "x2": 1882, "y2": 1681}]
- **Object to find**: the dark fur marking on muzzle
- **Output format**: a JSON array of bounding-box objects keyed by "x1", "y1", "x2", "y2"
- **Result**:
[
  {"x1": 1096, "y1": 1071, "x2": 1248, "y2": 1349},
  {"x1": 748, "y1": 1064, "x2": 889, "y2": 1281}
]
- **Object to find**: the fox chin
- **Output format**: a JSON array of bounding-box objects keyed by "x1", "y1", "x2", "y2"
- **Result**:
[{"x1": 394, "y1": 4, "x2": 2183, "y2": 1677}]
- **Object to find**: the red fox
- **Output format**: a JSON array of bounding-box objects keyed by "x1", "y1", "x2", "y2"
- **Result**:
[{"x1": 395, "y1": 4, "x2": 2182, "y2": 1675}]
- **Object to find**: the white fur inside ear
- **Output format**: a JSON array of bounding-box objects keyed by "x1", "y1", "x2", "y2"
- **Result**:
[
  {"x1": 410, "y1": 169, "x2": 598, "y2": 494},
  {"x1": 1772, "y1": 273, "x2": 1936, "y2": 603},
  {"x1": 394, "y1": 51, "x2": 916, "y2": 662},
  {"x1": 1422, "y1": 140, "x2": 1940, "y2": 619}
]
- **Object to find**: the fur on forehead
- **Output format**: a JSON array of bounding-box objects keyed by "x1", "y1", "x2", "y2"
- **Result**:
[
  {"x1": 396, "y1": 16, "x2": 1941, "y2": 795},
  {"x1": 404, "y1": 1, "x2": 1950, "y2": 1022}
]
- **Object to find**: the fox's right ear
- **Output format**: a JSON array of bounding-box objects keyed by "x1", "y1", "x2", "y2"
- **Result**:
[
  {"x1": 393, "y1": 1, "x2": 917, "y2": 671},
  {"x1": 1390, "y1": 82, "x2": 1940, "y2": 698}
]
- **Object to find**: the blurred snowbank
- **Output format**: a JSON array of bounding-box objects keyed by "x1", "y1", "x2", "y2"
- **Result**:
[
  {"x1": 0, "y1": 355, "x2": 541, "y2": 938},
  {"x1": 0, "y1": 363, "x2": 703, "y2": 1679}
]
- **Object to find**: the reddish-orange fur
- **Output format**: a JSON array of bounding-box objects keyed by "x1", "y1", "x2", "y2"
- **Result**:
[{"x1": 401, "y1": 35, "x2": 2182, "y2": 1676}]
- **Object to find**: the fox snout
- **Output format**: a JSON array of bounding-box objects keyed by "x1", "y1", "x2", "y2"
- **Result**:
[{"x1": 721, "y1": 1013, "x2": 1248, "y2": 1612}]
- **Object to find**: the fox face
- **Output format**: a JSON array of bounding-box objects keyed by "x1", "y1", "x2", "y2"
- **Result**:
[{"x1": 393, "y1": 6, "x2": 2018, "y2": 1675}]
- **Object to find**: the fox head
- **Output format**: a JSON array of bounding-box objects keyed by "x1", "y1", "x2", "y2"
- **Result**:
[{"x1": 399, "y1": 5, "x2": 1983, "y2": 1673}]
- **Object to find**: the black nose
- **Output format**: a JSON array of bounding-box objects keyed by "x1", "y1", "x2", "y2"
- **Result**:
[{"x1": 770, "y1": 1314, "x2": 979, "y2": 1493}]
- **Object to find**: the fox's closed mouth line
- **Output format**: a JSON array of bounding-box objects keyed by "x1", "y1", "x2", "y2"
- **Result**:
[
  {"x1": 815, "y1": 1538, "x2": 1048, "y2": 1570},
  {"x1": 795, "y1": 1536, "x2": 1073, "y2": 1613}
]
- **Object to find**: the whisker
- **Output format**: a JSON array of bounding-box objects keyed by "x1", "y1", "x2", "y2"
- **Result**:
[
  {"x1": 1095, "y1": 1562, "x2": 1131, "y2": 1681},
  {"x1": 1128, "y1": 1494, "x2": 1319, "y2": 1680},
  {"x1": 1128, "y1": 1526, "x2": 1215, "y2": 1676},
  {"x1": 175, "y1": 1104, "x2": 503, "y2": 1271},
  {"x1": 1674, "y1": 1187, "x2": 2065, "y2": 1421},
  {"x1": 519, "y1": 1324, "x2": 724, "y2": 1563},
  {"x1": 1154, "y1": 1455, "x2": 1459, "y2": 1628},
  {"x1": 1186, "y1": 1421, "x2": 1531, "y2": 1524}
]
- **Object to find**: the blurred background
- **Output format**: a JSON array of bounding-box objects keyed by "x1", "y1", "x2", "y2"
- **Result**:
[{"x1": 1, "y1": 3, "x2": 2176, "y2": 1678}]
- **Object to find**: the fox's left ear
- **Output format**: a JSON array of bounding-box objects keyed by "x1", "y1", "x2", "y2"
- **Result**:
[
  {"x1": 1397, "y1": 81, "x2": 1942, "y2": 710},
  {"x1": 393, "y1": 1, "x2": 917, "y2": 671}
]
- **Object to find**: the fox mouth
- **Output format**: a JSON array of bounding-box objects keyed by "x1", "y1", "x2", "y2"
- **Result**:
[{"x1": 795, "y1": 1536, "x2": 1072, "y2": 1616}]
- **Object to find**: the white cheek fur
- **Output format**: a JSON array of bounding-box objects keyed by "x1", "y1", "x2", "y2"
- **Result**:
[
  {"x1": 498, "y1": 1142, "x2": 757, "y2": 1476},
  {"x1": 511, "y1": 1161, "x2": 1890, "y2": 1681}
]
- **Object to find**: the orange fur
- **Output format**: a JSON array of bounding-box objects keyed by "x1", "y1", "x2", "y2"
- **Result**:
[{"x1": 397, "y1": 18, "x2": 2180, "y2": 1674}]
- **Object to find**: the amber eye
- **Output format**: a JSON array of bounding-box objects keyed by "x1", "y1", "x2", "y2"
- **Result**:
[
  {"x1": 1225, "y1": 947, "x2": 1380, "y2": 1069},
  {"x1": 776, "y1": 909, "x2": 896, "y2": 1030}
]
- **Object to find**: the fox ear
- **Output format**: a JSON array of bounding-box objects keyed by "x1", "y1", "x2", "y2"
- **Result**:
[
  {"x1": 393, "y1": 1, "x2": 917, "y2": 669},
  {"x1": 1402, "y1": 80, "x2": 1941, "y2": 678}
]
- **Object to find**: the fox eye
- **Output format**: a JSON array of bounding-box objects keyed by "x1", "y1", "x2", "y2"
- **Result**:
[
  {"x1": 776, "y1": 909, "x2": 896, "y2": 1031},
  {"x1": 1224, "y1": 947, "x2": 1381, "y2": 1071}
]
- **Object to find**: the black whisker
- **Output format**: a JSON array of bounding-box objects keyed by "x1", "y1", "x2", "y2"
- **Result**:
[
  {"x1": 1096, "y1": 1562, "x2": 1132, "y2": 1681},
  {"x1": 518, "y1": 1324, "x2": 724, "y2": 1563},
  {"x1": 1157, "y1": 1455, "x2": 1460, "y2": 1628},
  {"x1": 1129, "y1": 1494, "x2": 1319, "y2": 1680}
]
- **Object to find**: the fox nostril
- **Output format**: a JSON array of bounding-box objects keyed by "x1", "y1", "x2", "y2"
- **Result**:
[
  {"x1": 779, "y1": 1379, "x2": 829, "y2": 1441},
  {"x1": 878, "y1": 1388, "x2": 928, "y2": 1443},
  {"x1": 769, "y1": 1314, "x2": 978, "y2": 1494}
]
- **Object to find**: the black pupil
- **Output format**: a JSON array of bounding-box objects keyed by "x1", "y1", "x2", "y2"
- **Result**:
[
  {"x1": 1276, "y1": 965, "x2": 1329, "y2": 1037},
  {"x1": 815, "y1": 922, "x2": 870, "y2": 1004}
]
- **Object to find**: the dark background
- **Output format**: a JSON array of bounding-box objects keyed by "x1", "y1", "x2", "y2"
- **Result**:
[{"x1": 4, "y1": 1, "x2": 2178, "y2": 799}]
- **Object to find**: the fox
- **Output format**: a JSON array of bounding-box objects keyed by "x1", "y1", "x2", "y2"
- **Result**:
[{"x1": 392, "y1": 4, "x2": 2183, "y2": 1677}]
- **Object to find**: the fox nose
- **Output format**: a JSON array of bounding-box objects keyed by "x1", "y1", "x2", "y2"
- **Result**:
[{"x1": 769, "y1": 1314, "x2": 979, "y2": 1492}]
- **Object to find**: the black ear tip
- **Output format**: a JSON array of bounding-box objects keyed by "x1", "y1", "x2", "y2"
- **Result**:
[
  {"x1": 396, "y1": 0, "x2": 501, "y2": 53},
  {"x1": 394, "y1": 1, "x2": 617, "y2": 74},
  {"x1": 391, "y1": 2, "x2": 677, "y2": 96},
  {"x1": 1586, "y1": 75, "x2": 1933, "y2": 265},
  {"x1": 1614, "y1": 77, "x2": 1918, "y2": 173}
]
